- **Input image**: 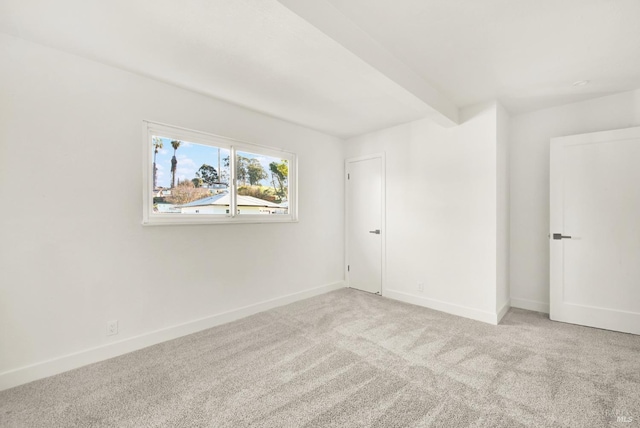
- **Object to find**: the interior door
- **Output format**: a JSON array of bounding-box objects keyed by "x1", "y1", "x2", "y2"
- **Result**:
[
  {"x1": 550, "y1": 126, "x2": 640, "y2": 335},
  {"x1": 346, "y1": 155, "x2": 383, "y2": 294}
]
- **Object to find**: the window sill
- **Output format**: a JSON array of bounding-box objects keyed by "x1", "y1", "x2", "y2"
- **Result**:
[{"x1": 142, "y1": 215, "x2": 298, "y2": 226}]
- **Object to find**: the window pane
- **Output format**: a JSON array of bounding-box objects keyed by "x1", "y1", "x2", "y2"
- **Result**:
[
  {"x1": 236, "y1": 150, "x2": 289, "y2": 215},
  {"x1": 151, "y1": 136, "x2": 230, "y2": 215}
]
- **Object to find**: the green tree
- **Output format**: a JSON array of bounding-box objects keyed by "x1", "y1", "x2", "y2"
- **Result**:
[
  {"x1": 191, "y1": 177, "x2": 204, "y2": 188},
  {"x1": 218, "y1": 155, "x2": 230, "y2": 185},
  {"x1": 247, "y1": 158, "x2": 267, "y2": 185},
  {"x1": 170, "y1": 140, "x2": 181, "y2": 188},
  {"x1": 196, "y1": 164, "x2": 219, "y2": 187},
  {"x1": 236, "y1": 156, "x2": 249, "y2": 185},
  {"x1": 269, "y1": 160, "x2": 288, "y2": 198},
  {"x1": 152, "y1": 137, "x2": 163, "y2": 189}
]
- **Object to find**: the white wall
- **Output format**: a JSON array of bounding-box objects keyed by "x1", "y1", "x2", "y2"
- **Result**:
[
  {"x1": 510, "y1": 89, "x2": 640, "y2": 312},
  {"x1": 0, "y1": 34, "x2": 344, "y2": 389},
  {"x1": 344, "y1": 102, "x2": 505, "y2": 323}
]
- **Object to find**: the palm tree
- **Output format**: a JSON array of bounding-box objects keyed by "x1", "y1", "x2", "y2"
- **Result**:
[
  {"x1": 170, "y1": 140, "x2": 181, "y2": 188},
  {"x1": 152, "y1": 137, "x2": 163, "y2": 190}
]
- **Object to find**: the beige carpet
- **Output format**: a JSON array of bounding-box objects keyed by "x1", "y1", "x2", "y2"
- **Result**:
[{"x1": 1, "y1": 288, "x2": 639, "y2": 427}]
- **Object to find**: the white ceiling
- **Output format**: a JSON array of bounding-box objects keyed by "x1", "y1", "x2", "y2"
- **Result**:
[
  {"x1": 320, "y1": 0, "x2": 640, "y2": 113},
  {"x1": 2, "y1": 0, "x2": 640, "y2": 137},
  {"x1": 0, "y1": 0, "x2": 439, "y2": 137}
]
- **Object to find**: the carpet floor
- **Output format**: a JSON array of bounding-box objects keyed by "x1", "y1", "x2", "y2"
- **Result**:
[{"x1": 1, "y1": 288, "x2": 639, "y2": 427}]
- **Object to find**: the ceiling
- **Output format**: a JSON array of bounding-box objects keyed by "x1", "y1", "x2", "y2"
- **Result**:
[
  {"x1": 2, "y1": 0, "x2": 640, "y2": 137},
  {"x1": 320, "y1": 0, "x2": 640, "y2": 113}
]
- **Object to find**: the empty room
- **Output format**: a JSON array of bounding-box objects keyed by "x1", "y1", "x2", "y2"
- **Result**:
[{"x1": 1, "y1": 1, "x2": 639, "y2": 427}]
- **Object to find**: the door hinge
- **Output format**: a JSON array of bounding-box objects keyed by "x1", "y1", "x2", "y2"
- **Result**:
[
  {"x1": 347, "y1": 173, "x2": 350, "y2": 180},
  {"x1": 347, "y1": 265, "x2": 350, "y2": 272}
]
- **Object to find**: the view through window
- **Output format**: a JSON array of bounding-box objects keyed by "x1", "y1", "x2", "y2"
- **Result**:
[
  {"x1": 236, "y1": 150, "x2": 289, "y2": 215},
  {"x1": 152, "y1": 137, "x2": 231, "y2": 215},
  {"x1": 144, "y1": 122, "x2": 295, "y2": 225}
]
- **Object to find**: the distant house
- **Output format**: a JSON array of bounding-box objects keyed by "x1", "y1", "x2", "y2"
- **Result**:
[
  {"x1": 154, "y1": 188, "x2": 171, "y2": 197},
  {"x1": 155, "y1": 203, "x2": 180, "y2": 213},
  {"x1": 273, "y1": 200, "x2": 288, "y2": 215},
  {"x1": 205, "y1": 183, "x2": 229, "y2": 191},
  {"x1": 178, "y1": 192, "x2": 285, "y2": 215}
]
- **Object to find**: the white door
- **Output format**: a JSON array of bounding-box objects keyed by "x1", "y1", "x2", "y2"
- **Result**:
[
  {"x1": 346, "y1": 155, "x2": 384, "y2": 294},
  {"x1": 550, "y1": 126, "x2": 640, "y2": 335}
]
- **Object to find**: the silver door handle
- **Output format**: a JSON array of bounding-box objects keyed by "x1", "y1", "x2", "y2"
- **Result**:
[
  {"x1": 552, "y1": 233, "x2": 571, "y2": 240},
  {"x1": 369, "y1": 229, "x2": 380, "y2": 234}
]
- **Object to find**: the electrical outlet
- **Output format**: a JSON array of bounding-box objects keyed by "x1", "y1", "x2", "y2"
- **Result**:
[
  {"x1": 417, "y1": 282, "x2": 424, "y2": 292},
  {"x1": 106, "y1": 320, "x2": 118, "y2": 336}
]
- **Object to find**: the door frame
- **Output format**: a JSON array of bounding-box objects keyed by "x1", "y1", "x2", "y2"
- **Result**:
[
  {"x1": 550, "y1": 126, "x2": 640, "y2": 334},
  {"x1": 345, "y1": 153, "x2": 386, "y2": 295}
]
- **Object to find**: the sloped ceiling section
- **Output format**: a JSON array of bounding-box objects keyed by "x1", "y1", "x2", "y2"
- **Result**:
[
  {"x1": 276, "y1": 0, "x2": 459, "y2": 127},
  {"x1": 0, "y1": 0, "x2": 458, "y2": 137}
]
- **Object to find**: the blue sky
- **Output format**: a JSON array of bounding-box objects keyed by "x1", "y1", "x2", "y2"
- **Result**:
[{"x1": 153, "y1": 136, "x2": 280, "y2": 188}]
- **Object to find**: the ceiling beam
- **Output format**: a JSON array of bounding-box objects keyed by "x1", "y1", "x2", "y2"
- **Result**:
[{"x1": 277, "y1": 0, "x2": 459, "y2": 127}]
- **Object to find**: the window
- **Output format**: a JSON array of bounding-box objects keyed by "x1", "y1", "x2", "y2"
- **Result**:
[{"x1": 143, "y1": 121, "x2": 297, "y2": 225}]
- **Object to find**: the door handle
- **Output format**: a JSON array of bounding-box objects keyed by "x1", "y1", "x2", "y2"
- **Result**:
[
  {"x1": 552, "y1": 233, "x2": 571, "y2": 240},
  {"x1": 369, "y1": 229, "x2": 381, "y2": 234}
]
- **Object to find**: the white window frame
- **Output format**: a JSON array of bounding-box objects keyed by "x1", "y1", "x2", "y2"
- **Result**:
[{"x1": 142, "y1": 121, "x2": 298, "y2": 226}]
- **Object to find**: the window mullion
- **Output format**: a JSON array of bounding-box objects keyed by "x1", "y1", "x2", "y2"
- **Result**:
[{"x1": 230, "y1": 146, "x2": 237, "y2": 218}]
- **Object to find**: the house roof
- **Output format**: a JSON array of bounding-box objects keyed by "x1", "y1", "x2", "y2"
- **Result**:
[{"x1": 179, "y1": 193, "x2": 281, "y2": 208}]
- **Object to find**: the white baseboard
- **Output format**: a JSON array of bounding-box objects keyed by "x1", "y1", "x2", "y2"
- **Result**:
[
  {"x1": 383, "y1": 289, "x2": 503, "y2": 325},
  {"x1": 0, "y1": 281, "x2": 345, "y2": 392},
  {"x1": 510, "y1": 297, "x2": 550, "y2": 314},
  {"x1": 496, "y1": 299, "x2": 511, "y2": 324}
]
